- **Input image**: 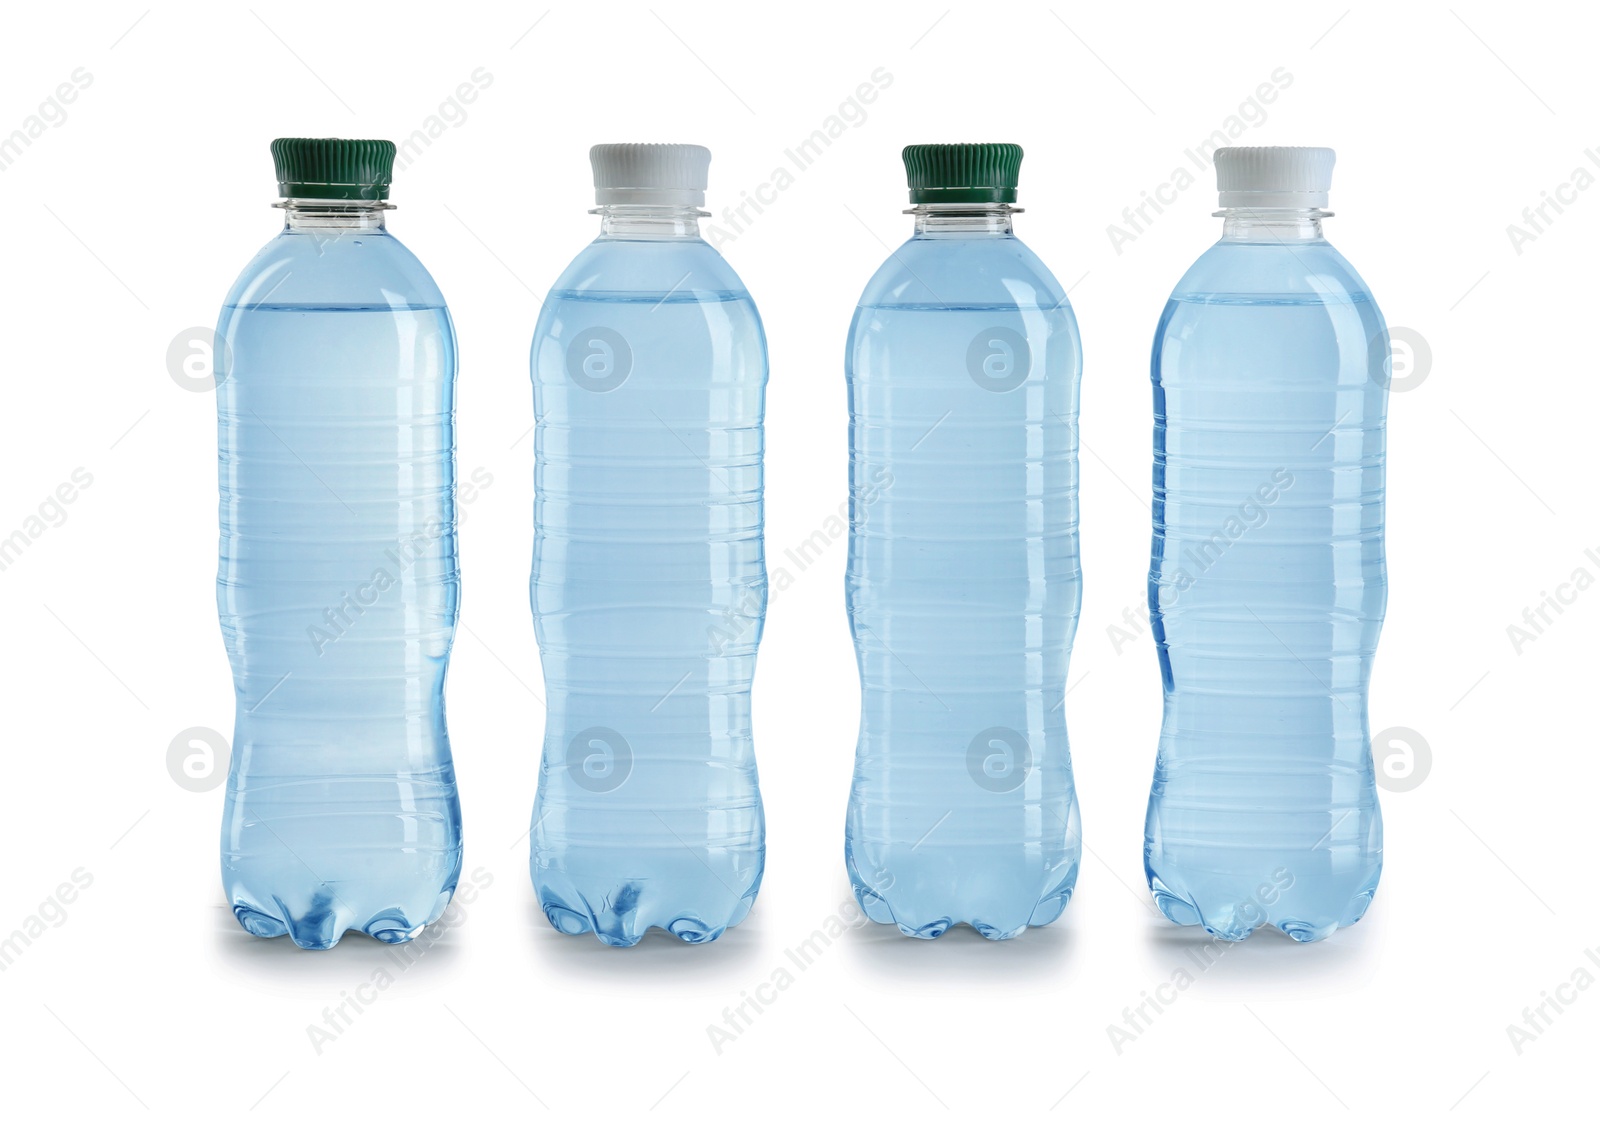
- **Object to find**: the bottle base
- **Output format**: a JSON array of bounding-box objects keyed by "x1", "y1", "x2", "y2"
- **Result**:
[
  {"x1": 228, "y1": 884, "x2": 457, "y2": 951},
  {"x1": 846, "y1": 844, "x2": 1079, "y2": 941},
  {"x1": 532, "y1": 856, "x2": 764, "y2": 948},
  {"x1": 849, "y1": 888, "x2": 1074, "y2": 941},
  {"x1": 221, "y1": 772, "x2": 464, "y2": 950},
  {"x1": 1146, "y1": 865, "x2": 1380, "y2": 944}
]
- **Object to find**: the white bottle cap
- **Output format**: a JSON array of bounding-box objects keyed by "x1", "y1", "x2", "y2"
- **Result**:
[
  {"x1": 589, "y1": 143, "x2": 711, "y2": 208},
  {"x1": 1215, "y1": 146, "x2": 1335, "y2": 209}
]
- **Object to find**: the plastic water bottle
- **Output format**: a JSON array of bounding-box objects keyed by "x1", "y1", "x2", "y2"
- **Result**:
[
  {"x1": 844, "y1": 144, "x2": 1083, "y2": 940},
  {"x1": 1144, "y1": 147, "x2": 1387, "y2": 942},
  {"x1": 529, "y1": 144, "x2": 767, "y2": 946},
  {"x1": 216, "y1": 139, "x2": 462, "y2": 949}
]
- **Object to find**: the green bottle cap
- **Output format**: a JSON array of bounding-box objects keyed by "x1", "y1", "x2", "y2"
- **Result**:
[
  {"x1": 271, "y1": 137, "x2": 396, "y2": 200},
  {"x1": 902, "y1": 143, "x2": 1023, "y2": 205}
]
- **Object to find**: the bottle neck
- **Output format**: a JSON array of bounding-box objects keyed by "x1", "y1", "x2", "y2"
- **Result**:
[
  {"x1": 595, "y1": 205, "x2": 705, "y2": 241},
  {"x1": 1218, "y1": 207, "x2": 1328, "y2": 242},
  {"x1": 279, "y1": 199, "x2": 391, "y2": 232},
  {"x1": 910, "y1": 204, "x2": 1018, "y2": 238}
]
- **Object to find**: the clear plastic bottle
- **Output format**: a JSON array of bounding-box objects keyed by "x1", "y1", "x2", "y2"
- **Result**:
[
  {"x1": 529, "y1": 144, "x2": 767, "y2": 946},
  {"x1": 844, "y1": 144, "x2": 1083, "y2": 939},
  {"x1": 1145, "y1": 147, "x2": 1387, "y2": 942},
  {"x1": 217, "y1": 139, "x2": 462, "y2": 949}
]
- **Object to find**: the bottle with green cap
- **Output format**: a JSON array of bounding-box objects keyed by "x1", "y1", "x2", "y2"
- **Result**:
[
  {"x1": 843, "y1": 143, "x2": 1084, "y2": 939},
  {"x1": 215, "y1": 138, "x2": 464, "y2": 949}
]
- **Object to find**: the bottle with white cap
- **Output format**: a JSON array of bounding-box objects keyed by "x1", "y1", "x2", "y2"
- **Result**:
[
  {"x1": 527, "y1": 144, "x2": 768, "y2": 946},
  {"x1": 1143, "y1": 146, "x2": 1389, "y2": 942}
]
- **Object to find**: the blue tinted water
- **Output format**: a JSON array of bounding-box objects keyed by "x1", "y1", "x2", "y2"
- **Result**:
[
  {"x1": 529, "y1": 232, "x2": 767, "y2": 946},
  {"x1": 845, "y1": 224, "x2": 1083, "y2": 940},
  {"x1": 216, "y1": 221, "x2": 461, "y2": 950},
  {"x1": 1146, "y1": 233, "x2": 1387, "y2": 942}
]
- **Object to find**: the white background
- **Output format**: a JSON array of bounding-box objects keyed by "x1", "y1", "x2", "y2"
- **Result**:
[{"x1": 0, "y1": 1, "x2": 1591, "y2": 1115}]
